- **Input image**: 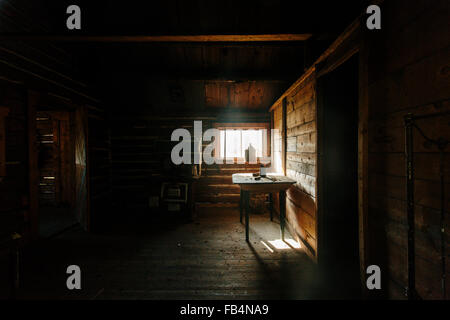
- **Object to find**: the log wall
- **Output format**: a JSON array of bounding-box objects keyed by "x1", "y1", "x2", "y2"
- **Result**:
[
  {"x1": 269, "y1": 0, "x2": 449, "y2": 298},
  {"x1": 271, "y1": 72, "x2": 318, "y2": 259},
  {"x1": 366, "y1": 0, "x2": 450, "y2": 299},
  {"x1": 87, "y1": 104, "x2": 112, "y2": 231},
  {"x1": 0, "y1": 0, "x2": 109, "y2": 237},
  {"x1": 0, "y1": 80, "x2": 29, "y2": 239},
  {"x1": 110, "y1": 112, "x2": 269, "y2": 214}
]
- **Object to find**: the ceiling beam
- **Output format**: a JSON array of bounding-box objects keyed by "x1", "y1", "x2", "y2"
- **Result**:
[
  {"x1": 0, "y1": 34, "x2": 312, "y2": 42},
  {"x1": 105, "y1": 70, "x2": 297, "y2": 82}
]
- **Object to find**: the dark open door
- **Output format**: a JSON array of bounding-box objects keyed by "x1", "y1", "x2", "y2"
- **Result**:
[
  {"x1": 317, "y1": 54, "x2": 360, "y2": 298},
  {"x1": 36, "y1": 110, "x2": 77, "y2": 237}
]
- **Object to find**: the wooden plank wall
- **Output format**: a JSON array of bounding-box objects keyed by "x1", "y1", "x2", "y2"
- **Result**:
[
  {"x1": 272, "y1": 102, "x2": 283, "y2": 174},
  {"x1": 0, "y1": 0, "x2": 108, "y2": 238},
  {"x1": 73, "y1": 106, "x2": 89, "y2": 230},
  {"x1": 36, "y1": 111, "x2": 74, "y2": 207},
  {"x1": 0, "y1": 80, "x2": 28, "y2": 239},
  {"x1": 271, "y1": 72, "x2": 318, "y2": 258},
  {"x1": 197, "y1": 163, "x2": 262, "y2": 208},
  {"x1": 110, "y1": 113, "x2": 269, "y2": 213},
  {"x1": 110, "y1": 116, "x2": 202, "y2": 212},
  {"x1": 267, "y1": 0, "x2": 449, "y2": 298},
  {"x1": 87, "y1": 105, "x2": 112, "y2": 231},
  {"x1": 367, "y1": 0, "x2": 450, "y2": 299}
]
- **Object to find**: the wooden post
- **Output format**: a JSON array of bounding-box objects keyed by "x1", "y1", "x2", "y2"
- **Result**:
[
  {"x1": 358, "y1": 32, "x2": 370, "y2": 294},
  {"x1": 52, "y1": 118, "x2": 61, "y2": 204},
  {"x1": 239, "y1": 188, "x2": 243, "y2": 223},
  {"x1": 0, "y1": 107, "x2": 10, "y2": 178},
  {"x1": 281, "y1": 98, "x2": 287, "y2": 175},
  {"x1": 279, "y1": 190, "x2": 286, "y2": 240},
  {"x1": 244, "y1": 191, "x2": 250, "y2": 242},
  {"x1": 405, "y1": 114, "x2": 417, "y2": 299},
  {"x1": 281, "y1": 98, "x2": 287, "y2": 240},
  {"x1": 83, "y1": 105, "x2": 91, "y2": 231},
  {"x1": 269, "y1": 192, "x2": 273, "y2": 221},
  {"x1": 27, "y1": 91, "x2": 39, "y2": 240}
]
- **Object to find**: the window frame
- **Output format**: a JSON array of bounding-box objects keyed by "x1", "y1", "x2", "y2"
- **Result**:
[{"x1": 213, "y1": 122, "x2": 270, "y2": 163}]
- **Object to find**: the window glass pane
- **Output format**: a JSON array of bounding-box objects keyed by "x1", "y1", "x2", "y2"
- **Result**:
[
  {"x1": 225, "y1": 130, "x2": 241, "y2": 158},
  {"x1": 220, "y1": 130, "x2": 225, "y2": 158},
  {"x1": 242, "y1": 130, "x2": 263, "y2": 157}
]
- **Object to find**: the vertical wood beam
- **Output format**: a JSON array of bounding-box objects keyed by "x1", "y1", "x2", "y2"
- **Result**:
[
  {"x1": 270, "y1": 110, "x2": 274, "y2": 168},
  {"x1": 404, "y1": 114, "x2": 416, "y2": 299},
  {"x1": 358, "y1": 33, "x2": 370, "y2": 295},
  {"x1": 52, "y1": 118, "x2": 61, "y2": 204},
  {"x1": 84, "y1": 105, "x2": 91, "y2": 232},
  {"x1": 0, "y1": 107, "x2": 9, "y2": 178},
  {"x1": 314, "y1": 73, "x2": 322, "y2": 265},
  {"x1": 269, "y1": 192, "x2": 273, "y2": 221},
  {"x1": 279, "y1": 190, "x2": 286, "y2": 240},
  {"x1": 269, "y1": 111, "x2": 273, "y2": 160},
  {"x1": 281, "y1": 97, "x2": 287, "y2": 175},
  {"x1": 239, "y1": 189, "x2": 243, "y2": 223},
  {"x1": 244, "y1": 191, "x2": 250, "y2": 242},
  {"x1": 27, "y1": 91, "x2": 39, "y2": 240},
  {"x1": 315, "y1": 74, "x2": 324, "y2": 265}
]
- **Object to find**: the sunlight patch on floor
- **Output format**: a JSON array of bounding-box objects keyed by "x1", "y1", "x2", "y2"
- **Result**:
[
  {"x1": 260, "y1": 240, "x2": 274, "y2": 253},
  {"x1": 261, "y1": 238, "x2": 302, "y2": 251},
  {"x1": 285, "y1": 238, "x2": 301, "y2": 249}
]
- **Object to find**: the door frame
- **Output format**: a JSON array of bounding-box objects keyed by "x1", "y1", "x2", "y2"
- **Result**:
[{"x1": 315, "y1": 34, "x2": 369, "y2": 292}]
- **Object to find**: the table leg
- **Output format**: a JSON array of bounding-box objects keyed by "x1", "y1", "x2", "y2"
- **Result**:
[
  {"x1": 244, "y1": 190, "x2": 250, "y2": 242},
  {"x1": 269, "y1": 192, "x2": 273, "y2": 221},
  {"x1": 239, "y1": 189, "x2": 243, "y2": 223},
  {"x1": 279, "y1": 190, "x2": 286, "y2": 241}
]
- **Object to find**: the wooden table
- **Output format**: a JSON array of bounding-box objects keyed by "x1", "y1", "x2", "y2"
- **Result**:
[{"x1": 232, "y1": 173, "x2": 296, "y2": 242}]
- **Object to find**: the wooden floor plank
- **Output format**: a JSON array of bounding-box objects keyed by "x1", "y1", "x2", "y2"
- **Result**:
[{"x1": 7, "y1": 206, "x2": 360, "y2": 300}]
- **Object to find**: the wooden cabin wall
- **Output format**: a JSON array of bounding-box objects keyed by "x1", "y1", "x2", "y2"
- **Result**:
[
  {"x1": 73, "y1": 106, "x2": 89, "y2": 230},
  {"x1": 87, "y1": 105, "x2": 112, "y2": 231},
  {"x1": 366, "y1": 0, "x2": 450, "y2": 299},
  {"x1": 0, "y1": 0, "x2": 109, "y2": 237},
  {"x1": 110, "y1": 115, "x2": 205, "y2": 212},
  {"x1": 271, "y1": 73, "x2": 318, "y2": 259},
  {"x1": 105, "y1": 44, "x2": 286, "y2": 214},
  {"x1": 272, "y1": 102, "x2": 283, "y2": 175},
  {"x1": 36, "y1": 111, "x2": 74, "y2": 208},
  {"x1": 268, "y1": 0, "x2": 449, "y2": 298},
  {"x1": 110, "y1": 112, "x2": 269, "y2": 214},
  {"x1": 198, "y1": 163, "x2": 262, "y2": 209},
  {"x1": 0, "y1": 80, "x2": 29, "y2": 240},
  {"x1": 285, "y1": 72, "x2": 317, "y2": 259}
]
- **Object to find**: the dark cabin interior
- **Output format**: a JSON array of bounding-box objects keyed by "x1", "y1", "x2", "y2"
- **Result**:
[{"x1": 0, "y1": 0, "x2": 449, "y2": 302}]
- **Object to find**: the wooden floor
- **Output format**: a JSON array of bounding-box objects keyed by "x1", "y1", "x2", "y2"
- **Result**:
[
  {"x1": 38, "y1": 207, "x2": 78, "y2": 238},
  {"x1": 10, "y1": 207, "x2": 355, "y2": 300}
]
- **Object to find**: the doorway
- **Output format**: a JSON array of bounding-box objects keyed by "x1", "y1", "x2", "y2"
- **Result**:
[
  {"x1": 36, "y1": 110, "x2": 77, "y2": 237},
  {"x1": 317, "y1": 54, "x2": 360, "y2": 297}
]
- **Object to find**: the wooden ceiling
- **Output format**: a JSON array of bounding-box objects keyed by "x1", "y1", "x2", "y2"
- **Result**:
[
  {"x1": 84, "y1": 43, "x2": 305, "y2": 112},
  {"x1": 95, "y1": 44, "x2": 306, "y2": 79},
  {"x1": 0, "y1": 0, "x2": 367, "y2": 112},
  {"x1": 204, "y1": 81, "x2": 287, "y2": 109}
]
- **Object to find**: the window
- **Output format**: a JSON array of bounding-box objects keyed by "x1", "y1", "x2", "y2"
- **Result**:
[
  {"x1": 219, "y1": 129, "x2": 264, "y2": 159},
  {"x1": 213, "y1": 123, "x2": 270, "y2": 163}
]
